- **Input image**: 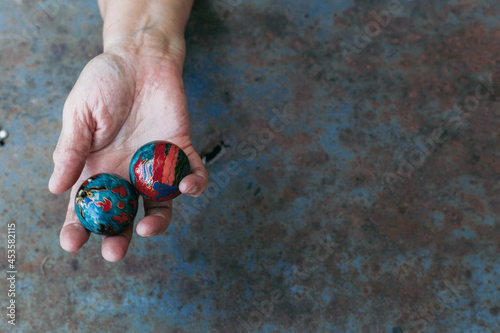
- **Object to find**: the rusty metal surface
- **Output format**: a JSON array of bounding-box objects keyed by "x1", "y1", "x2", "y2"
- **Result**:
[{"x1": 1, "y1": 0, "x2": 499, "y2": 332}]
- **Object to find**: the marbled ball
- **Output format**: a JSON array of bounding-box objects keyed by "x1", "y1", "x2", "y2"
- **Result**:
[
  {"x1": 75, "y1": 173, "x2": 138, "y2": 235},
  {"x1": 129, "y1": 141, "x2": 190, "y2": 201}
]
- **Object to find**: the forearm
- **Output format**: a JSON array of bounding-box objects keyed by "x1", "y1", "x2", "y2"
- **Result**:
[{"x1": 98, "y1": 0, "x2": 194, "y2": 62}]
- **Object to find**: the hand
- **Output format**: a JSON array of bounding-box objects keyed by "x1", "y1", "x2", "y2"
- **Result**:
[{"x1": 48, "y1": 47, "x2": 208, "y2": 262}]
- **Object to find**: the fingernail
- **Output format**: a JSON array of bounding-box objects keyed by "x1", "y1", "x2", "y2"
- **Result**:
[
  {"x1": 142, "y1": 230, "x2": 158, "y2": 237},
  {"x1": 185, "y1": 184, "x2": 198, "y2": 195},
  {"x1": 48, "y1": 174, "x2": 56, "y2": 192}
]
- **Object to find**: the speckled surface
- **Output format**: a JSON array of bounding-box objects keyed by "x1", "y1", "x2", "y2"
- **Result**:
[{"x1": 1, "y1": 0, "x2": 499, "y2": 332}]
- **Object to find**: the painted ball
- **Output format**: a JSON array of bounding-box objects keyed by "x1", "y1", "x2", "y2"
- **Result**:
[
  {"x1": 75, "y1": 173, "x2": 138, "y2": 235},
  {"x1": 129, "y1": 141, "x2": 190, "y2": 201}
]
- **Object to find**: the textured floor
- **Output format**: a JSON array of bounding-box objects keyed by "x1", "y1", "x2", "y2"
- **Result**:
[{"x1": 1, "y1": 0, "x2": 499, "y2": 332}]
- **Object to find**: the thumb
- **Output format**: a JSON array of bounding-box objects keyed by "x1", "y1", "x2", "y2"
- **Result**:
[{"x1": 49, "y1": 104, "x2": 93, "y2": 194}]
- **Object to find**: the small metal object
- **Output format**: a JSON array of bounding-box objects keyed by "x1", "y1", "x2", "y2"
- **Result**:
[
  {"x1": 0, "y1": 129, "x2": 8, "y2": 140},
  {"x1": 0, "y1": 126, "x2": 6, "y2": 146},
  {"x1": 200, "y1": 140, "x2": 227, "y2": 166}
]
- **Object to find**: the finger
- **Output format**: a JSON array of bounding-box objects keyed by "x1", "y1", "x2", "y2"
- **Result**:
[
  {"x1": 179, "y1": 145, "x2": 209, "y2": 197},
  {"x1": 49, "y1": 102, "x2": 93, "y2": 194},
  {"x1": 101, "y1": 223, "x2": 134, "y2": 262},
  {"x1": 60, "y1": 189, "x2": 91, "y2": 252},
  {"x1": 136, "y1": 199, "x2": 173, "y2": 237}
]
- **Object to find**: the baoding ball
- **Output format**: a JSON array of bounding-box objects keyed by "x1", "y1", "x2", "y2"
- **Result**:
[
  {"x1": 75, "y1": 173, "x2": 138, "y2": 235},
  {"x1": 130, "y1": 141, "x2": 190, "y2": 201}
]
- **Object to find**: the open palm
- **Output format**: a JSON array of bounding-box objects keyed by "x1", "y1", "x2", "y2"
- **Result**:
[{"x1": 49, "y1": 49, "x2": 208, "y2": 262}]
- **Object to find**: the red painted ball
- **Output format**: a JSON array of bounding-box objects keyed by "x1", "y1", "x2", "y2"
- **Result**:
[{"x1": 129, "y1": 141, "x2": 190, "y2": 201}]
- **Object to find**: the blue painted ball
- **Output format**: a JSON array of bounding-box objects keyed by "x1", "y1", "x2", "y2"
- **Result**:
[{"x1": 75, "y1": 173, "x2": 138, "y2": 235}]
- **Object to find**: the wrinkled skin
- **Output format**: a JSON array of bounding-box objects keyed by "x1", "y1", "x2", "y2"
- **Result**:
[{"x1": 49, "y1": 49, "x2": 209, "y2": 262}]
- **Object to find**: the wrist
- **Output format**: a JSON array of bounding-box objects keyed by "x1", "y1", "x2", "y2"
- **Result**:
[{"x1": 99, "y1": 0, "x2": 193, "y2": 65}]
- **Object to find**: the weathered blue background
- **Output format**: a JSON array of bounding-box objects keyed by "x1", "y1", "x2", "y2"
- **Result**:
[{"x1": 1, "y1": 0, "x2": 499, "y2": 332}]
